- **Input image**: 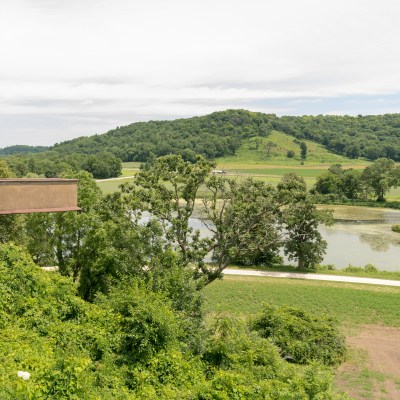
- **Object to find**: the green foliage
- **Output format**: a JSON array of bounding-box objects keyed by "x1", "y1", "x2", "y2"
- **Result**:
[
  {"x1": 278, "y1": 113, "x2": 400, "y2": 161},
  {"x1": 287, "y1": 149, "x2": 295, "y2": 158},
  {"x1": 300, "y1": 141, "x2": 308, "y2": 161},
  {"x1": 201, "y1": 317, "x2": 348, "y2": 400},
  {"x1": 82, "y1": 151, "x2": 122, "y2": 178},
  {"x1": 123, "y1": 154, "x2": 214, "y2": 270},
  {"x1": 42, "y1": 110, "x2": 400, "y2": 164},
  {"x1": 391, "y1": 224, "x2": 400, "y2": 233},
  {"x1": 5, "y1": 150, "x2": 121, "y2": 179},
  {"x1": 281, "y1": 198, "x2": 333, "y2": 269},
  {"x1": 0, "y1": 145, "x2": 48, "y2": 156},
  {"x1": 344, "y1": 264, "x2": 378, "y2": 273},
  {"x1": 313, "y1": 158, "x2": 400, "y2": 202},
  {"x1": 251, "y1": 305, "x2": 346, "y2": 366},
  {"x1": 95, "y1": 281, "x2": 181, "y2": 363},
  {"x1": 0, "y1": 244, "x2": 346, "y2": 399},
  {"x1": 361, "y1": 158, "x2": 400, "y2": 201},
  {"x1": 203, "y1": 177, "x2": 282, "y2": 279},
  {"x1": 52, "y1": 110, "x2": 271, "y2": 162}
]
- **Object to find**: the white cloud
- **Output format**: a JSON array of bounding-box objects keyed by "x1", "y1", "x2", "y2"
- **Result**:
[{"x1": 1, "y1": 0, "x2": 400, "y2": 146}]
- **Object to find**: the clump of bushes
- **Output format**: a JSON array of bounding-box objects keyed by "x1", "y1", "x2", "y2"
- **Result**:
[
  {"x1": 391, "y1": 224, "x2": 400, "y2": 233},
  {"x1": 250, "y1": 305, "x2": 346, "y2": 366},
  {"x1": 344, "y1": 264, "x2": 378, "y2": 273},
  {"x1": 314, "y1": 263, "x2": 336, "y2": 271},
  {"x1": 0, "y1": 244, "x2": 350, "y2": 399}
]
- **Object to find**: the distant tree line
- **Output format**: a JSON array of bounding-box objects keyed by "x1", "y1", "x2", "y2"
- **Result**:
[
  {"x1": 312, "y1": 158, "x2": 400, "y2": 202},
  {"x1": 278, "y1": 114, "x2": 400, "y2": 161},
  {"x1": 0, "y1": 145, "x2": 49, "y2": 156},
  {"x1": 3, "y1": 151, "x2": 121, "y2": 179}
]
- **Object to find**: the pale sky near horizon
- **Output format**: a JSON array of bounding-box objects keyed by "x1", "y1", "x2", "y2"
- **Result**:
[{"x1": 1, "y1": 0, "x2": 400, "y2": 147}]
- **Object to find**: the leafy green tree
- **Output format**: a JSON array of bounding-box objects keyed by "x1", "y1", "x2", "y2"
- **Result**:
[
  {"x1": 277, "y1": 172, "x2": 307, "y2": 193},
  {"x1": 0, "y1": 159, "x2": 13, "y2": 177},
  {"x1": 203, "y1": 177, "x2": 282, "y2": 281},
  {"x1": 286, "y1": 150, "x2": 295, "y2": 158},
  {"x1": 23, "y1": 171, "x2": 103, "y2": 278},
  {"x1": 339, "y1": 169, "x2": 363, "y2": 199},
  {"x1": 278, "y1": 178, "x2": 333, "y2": 269},
  {"x1": 299, "y1": 141, "x2": 307, "y2": 161},
  {"x1": 281, "y1": 197, "x2": 333, "y2": 269},
  {"x1": 312, "y1": 165, "x2": 363, "y2": 200},
  {"x1": 313, "y1": 172, "x2": 341, "y2": 195},
  {"x1": 361, "y1": 158, "x2": 400, "y2": 201},
  {"x1": 123, "y1": 154, "x2": 214, "y2": 269},
  {"x1": 83, "y1": 152, "x2": 122, "y2": 178},
  {"x1": 265, "y1": 141, "x2": 277, "y2": 156}
]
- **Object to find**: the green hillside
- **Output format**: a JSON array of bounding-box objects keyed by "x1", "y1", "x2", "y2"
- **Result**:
[
  {"x1": 50, "y1": 110, "x2": 400, "y2": 163},
  {"x1": 217, "y1": 130, "x2": 368, "y2": 166}
]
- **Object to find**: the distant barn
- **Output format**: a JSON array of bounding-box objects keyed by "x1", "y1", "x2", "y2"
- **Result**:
[
  {"x1": 0, "y1": 179, "x2": 80, "y2": 214},
  {"x1": 211, "y1": 170, "x2": 226, "y2": 175}
]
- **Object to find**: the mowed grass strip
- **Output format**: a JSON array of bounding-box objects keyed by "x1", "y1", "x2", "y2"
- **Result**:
[
  {"x1": 203, "y1": 275, "x2": 400, "y2": 327},
  {"x1": 229, "y1": 168, "x2": 327, "y2": 177},
  {"x1": 96, "y1": 177, "x2": 135, "y2": 193}
]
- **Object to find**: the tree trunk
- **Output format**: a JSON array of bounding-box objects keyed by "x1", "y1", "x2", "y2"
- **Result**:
[{"x1": 297, "y1": 254, "x2": 305, "y2": 270}]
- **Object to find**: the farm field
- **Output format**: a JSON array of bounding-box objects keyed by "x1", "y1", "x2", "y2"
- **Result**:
[
  {"x1": 204, "y1": 274, "x2": 400, "y2": 399},
  {"x1": 98, "y1": 160, "x2": 400, "y2": 200},
  {"x1": 97, "y1": 132, "x2": 400, "y2": 201}
]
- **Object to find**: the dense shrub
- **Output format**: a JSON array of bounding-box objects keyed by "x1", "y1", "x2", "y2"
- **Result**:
[
  {"x1": 392, "y1": 224, "x2": 400, "y2": 233},
  {"x1": 344, "y1": 264, "x2": 378, "y2": 273},
  {"x1": 0, "y1": 244, "x2": 349, "y2": 399},
  {"x1": 250, "y1": 305, "x2": 346, "y2": 366}
]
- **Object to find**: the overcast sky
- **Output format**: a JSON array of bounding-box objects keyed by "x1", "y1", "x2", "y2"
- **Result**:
[{"x1": 1, "y1": 0, "x2": 400, "y2": 147}]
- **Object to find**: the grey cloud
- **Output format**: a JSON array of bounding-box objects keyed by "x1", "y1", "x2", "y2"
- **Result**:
[{"x1": 11, "y1": 98, "x2": 116, "y2": 108}]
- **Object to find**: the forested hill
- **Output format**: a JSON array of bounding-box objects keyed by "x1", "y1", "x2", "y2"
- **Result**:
[
  {"x1": 50, "y1": 110, "x2": 400, "y2": 162},
  {"x1": 0, "y1": 145, "x2": 49, "y2": 156},
  {"x1": 52, "y1": 110, "x2": 271, "y2": 162}
]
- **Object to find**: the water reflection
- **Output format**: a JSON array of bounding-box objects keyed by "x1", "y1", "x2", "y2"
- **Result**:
[
  {"x1": 359, "y1": 233, "x2": 391, "y2": 252},
  {"x1": 186, "y1": 206, "x2": 400, "y2": 272},
  {"x1": 319, "y1": 223, "x2": 400, "y2": 271}
]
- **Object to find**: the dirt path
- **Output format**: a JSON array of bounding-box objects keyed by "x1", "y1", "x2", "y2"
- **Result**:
[
  {"x1": 348, "y1": 325, "x2": 400, "y2": 377},
  {"x1": 336, "y1": 325, "x2": 400, "y2": 399}
]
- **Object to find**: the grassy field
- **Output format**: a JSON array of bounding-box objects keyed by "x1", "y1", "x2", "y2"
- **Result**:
[
  {"x1": 99, "y1": 132, "x2": 400, "y2": 200},
  {"x1": 203, "y1": 274, "x2": 400, "y2": 398},
  {"x1": 217, "y1": 131, "x2": 369, "y2": 167},
  {"x1": 96, "y1": 177, "x2": 135, "y2": 193},
  {"x1": 98, "y1": 166, "x2": 400, "y2": 200},
  {"x1": 203, "y1": 275, "x2": 400, "y2": 327}
]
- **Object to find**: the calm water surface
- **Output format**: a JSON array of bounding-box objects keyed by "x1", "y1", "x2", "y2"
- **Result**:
[{"x1": 191, "y1": 206, "x2": 400, "y2": 272}]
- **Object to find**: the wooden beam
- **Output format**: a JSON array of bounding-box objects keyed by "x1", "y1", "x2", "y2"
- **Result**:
[{"x1": 0, "y1": 179, "x2": 80, "y2": 214}]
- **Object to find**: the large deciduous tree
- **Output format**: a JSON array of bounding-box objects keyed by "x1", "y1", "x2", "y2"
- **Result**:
[
  {"x1": 122, "y1": 154, "x2": 215, "y2": 269},
  {"x1": 362, "y1": 158, "x2": 400, "y2": 202},
  {"x1": 278, "y1": 173, "x2": 333, "y2": 269},
  {"x1": 202, "y1": 177, "x2": 282, "y2": 282}
]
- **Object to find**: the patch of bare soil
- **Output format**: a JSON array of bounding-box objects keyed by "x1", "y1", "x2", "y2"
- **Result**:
[{"x1": 336, "y1": 325, "x2": 400, "y2": 400}]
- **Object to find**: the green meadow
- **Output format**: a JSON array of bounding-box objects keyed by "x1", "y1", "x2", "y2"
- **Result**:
[
  {"x1": 217, "y1": 131, "x2": 369, "y2": 166},
  {"x1": 97, "y1": 130, "x2": 400, "y2": 201},
  {"x1": 203, "y1": 274, "x2": 400, "y2": 327}
]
